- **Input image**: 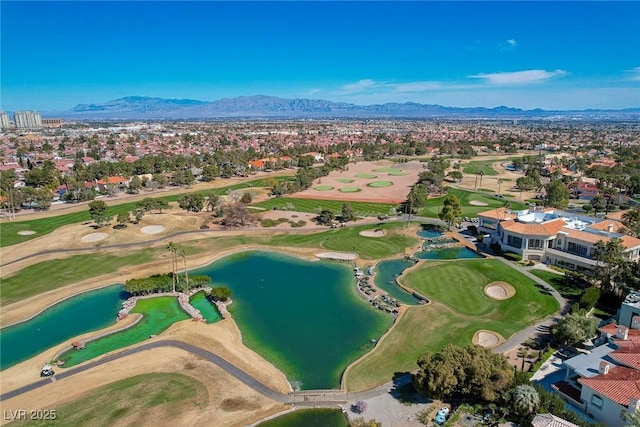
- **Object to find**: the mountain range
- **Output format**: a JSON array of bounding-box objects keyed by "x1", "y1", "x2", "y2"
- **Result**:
[{"x1": 40, "y1": 95, "x2": 640, "y2": 120}]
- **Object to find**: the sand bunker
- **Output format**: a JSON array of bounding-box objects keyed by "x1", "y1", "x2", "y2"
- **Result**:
[
  {"x1": 469, "y1": 200, "x2": 489, "y2": 206},
  {"x1": 473, "y1": 330, "x2": 503, "y2": 348},
  {"x1": 141, "y1": 225, "x2": 166, "y2": 235},
  {"x1": 17, "y1": 230, "x2": 36, "y2": 235},
  {"x1": 359, "y1": 229, "x2": 386, "y2": 237},
  {"x1": 316, "y1": 252, "x2": 357, "y2": 261},
  {"x1": 81, "y1": 232, "x2": 108, "y2": 242},
  {"x1": 484, "y1": 281, "x2": 516, "y2": 300}
]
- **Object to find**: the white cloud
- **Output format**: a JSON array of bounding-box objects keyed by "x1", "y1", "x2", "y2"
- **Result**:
[
  {"x1": 499, "y1": 38, "x2": 517, "y2": 51},
  {"x1": 470, "y1": 69, "x2": 568, "y2": 85},
  {"x1": 392, "y1": 81, "x2": 444, "y2": 92},
  {"x1": 626, "y1": 67, "x2": 640, "y2": 81},
  {"x1": 340, "y1": 79, "x2": 378, "y2": 92}
]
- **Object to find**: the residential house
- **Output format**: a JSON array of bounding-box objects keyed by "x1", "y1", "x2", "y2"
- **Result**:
[
  {"x1": 477, "y1": 207, "x2": 640, "y2": 272},
  {"x1": 552, "y1": 318, "x2": 640, "y2": 427}
]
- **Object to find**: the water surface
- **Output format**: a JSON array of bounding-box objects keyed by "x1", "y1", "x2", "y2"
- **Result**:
[
  {"x1": 415, "y1": 247, "x2": 483, "y2": 260},
  {"x1": 0, "y1": 285, "x2": 127, "y2": 370},
  {"x1": 192, "y1": 251, "x2": 393, "y2": 390},
  {"x1": 373, "y1": 259, "x2": 421, "y2": 305}
]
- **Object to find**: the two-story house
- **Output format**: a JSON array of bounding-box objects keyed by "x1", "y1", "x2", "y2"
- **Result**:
[{"x1": 477, "y1": 207, "x2": 640, "y2": 273}]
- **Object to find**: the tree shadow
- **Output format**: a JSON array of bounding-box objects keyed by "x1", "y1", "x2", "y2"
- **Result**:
[{"x1": 389, "y1": 372, "x2": 430, "y2": 405}]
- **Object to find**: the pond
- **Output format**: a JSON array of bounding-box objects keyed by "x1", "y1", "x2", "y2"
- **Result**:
[
  {"x1": 415, "y1": 247, "x2": 484, "y2": 260},
  {"x1": 0, "y1": 285, "x2": 127, "y2": 370},
  {"x1": 416, "y1": 229, "x2": 443, "y2": 238},
  {"x1": 258, "y1": 408, "x2": 348, "y2": 427},
  {"x1": 192, "y1": 251, "x2": 393, "y2": 390},
  {"x1": 373, "y1": 259, "x2": 422, "y2": 305}
]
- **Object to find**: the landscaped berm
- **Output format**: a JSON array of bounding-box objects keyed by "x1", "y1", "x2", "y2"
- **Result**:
[{"x1": 290, "y1": 160, "x2": 422, "y2": 203}]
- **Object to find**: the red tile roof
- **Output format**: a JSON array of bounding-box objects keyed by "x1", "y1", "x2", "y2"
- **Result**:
[{"x1": 579, "y1": 365, "x2": 640, "y2": 407}]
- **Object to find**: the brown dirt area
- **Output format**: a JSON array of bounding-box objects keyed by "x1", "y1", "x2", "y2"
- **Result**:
[
  {"x1": 0, "y1": 345, "x2": 287, "y2": 427},
  {"x1": 290, "y1": 160, "x2": 422, "y2": 203},
  {"x1": 0, "y1": 319, "x2": 291, "y2": 427}
]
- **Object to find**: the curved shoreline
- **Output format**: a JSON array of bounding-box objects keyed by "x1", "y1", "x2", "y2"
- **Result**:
[
  {"x1": 0, "y1": 283, "x2": 125, "y2": 330},
  {"x1": 4, "y1": 246, "x2": 387, "y2": 392}
]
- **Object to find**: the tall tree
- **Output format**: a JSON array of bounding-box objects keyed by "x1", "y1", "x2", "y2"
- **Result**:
[
  {"x1": 165, "y1": 241, "x2": 178, "y2": 293},
  {"x1": 439, "y1": 194, "x2": 462, "y2": 230},
  {"x1": 545, "y1": 180, "x2": 570, "y2": 209},
  {"x1": 413, "y1": 344, "x2": 513, "y2": 402},
  {"x1": 179, "y1": 248, "x2": 189, "y2": 290},
  {"x1": 341, "y1": 203, "x2": 356, "y2": 222}
]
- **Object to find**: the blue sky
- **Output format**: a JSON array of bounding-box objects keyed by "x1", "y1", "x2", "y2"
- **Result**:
[{"x1": 2, "y1": 1, "x2": 639, "y2": 111}]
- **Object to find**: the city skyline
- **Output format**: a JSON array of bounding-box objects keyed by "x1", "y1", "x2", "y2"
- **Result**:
[{"x1": 2, "y1": 1, "x2": 639, "y2": 112}]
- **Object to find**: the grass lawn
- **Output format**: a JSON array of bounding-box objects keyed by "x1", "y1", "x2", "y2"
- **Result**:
[
  {"x1": 251, "y1": 197, "x2": 399, "y2": 217},
  {"x1": 0, "y1": 251, "x2": 155, "y2": 306},
  {"x1": 0, "y1": 177, "x2": 292, "y2": 248},
  {"x1": 461, "y1": 159, "x2": 504, "y2": 176},
  {"x1": 7, "y1": 373, "x2": 208, "y2": 427},
  {"x1": 345, "y1": 258, "x2": 559, "y2": 391},
  {"x1": 418, "y1": 188, "x2": 527, "y2": 218},
  {"x1": 264, "y1": 222, "x2": 418, "y2": 260},
  {"x1": 529, "y1": 269, "x2": 582, "y2": 300}
]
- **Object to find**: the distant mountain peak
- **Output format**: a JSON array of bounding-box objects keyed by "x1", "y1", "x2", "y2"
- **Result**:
[{"x1": 45, "y1": 95, "x2": 639, "y2": 119}]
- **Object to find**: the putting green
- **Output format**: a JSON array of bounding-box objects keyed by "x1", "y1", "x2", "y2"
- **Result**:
[
  {"x1": 314, "y1": 185, "x2": 334, "y2": 191},
  {"x1": 337, "y1": 178, "x2": 355, "y2": 183},
  {"x1": 354, "y1": 173, "x2": 378, "y2": 179},
  {"x1": 367, "y1": 181, "x2": 394, "y2": 187},
  {"x1": 388, "y1": 172, "x2": 408, "y2": 176},
  {"x1": 373, "y1": 168, "x2": 403, "y2": 173},
  {"x1": 339, "y1": 186, "x2": 362, "y2": 193}
]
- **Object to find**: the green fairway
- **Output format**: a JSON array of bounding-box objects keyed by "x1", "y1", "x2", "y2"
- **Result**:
[
  {"x1": 336, "y1": 178, "x2": 355, "y2": 183},
  {"x1": 367, "y1": 181, "x2": 393, "y2": 187},
  {"x1": 0, "y1": 177, "x2": 293, "y2": 248},
  {"x1": 0, "y1": 251, "x2": 156, "y2": 306},
  {"x1": 314, "y1": 185, "x2": 334, "y2": 191},
  {"x1": 345, "y1": 258, "x2": 559, "y2": 391},
  {"x1": 7, "y1": 373, "x2": 209, "y2": 427},
  {"x1": 418, "y1": 188, "x2": 526, "y2": 218},
  {"x1": 338, "y1": 186, "x2": 361, "y2": 193},
  {"x1": 388, "y1": 172, "x2": 408, "y2": 176},
  {"x1": 354, "y1": 173, "x2": 378, "y2": 179},
  {"x1": 265, "y1": 222, "x2": 418, "y2": 260},
  {"x1": 461, "y1": 159, "x2": 502, "y2": 176},
  {"x1": 252, "y1": 197, "x2": 398, "y2": 217}
]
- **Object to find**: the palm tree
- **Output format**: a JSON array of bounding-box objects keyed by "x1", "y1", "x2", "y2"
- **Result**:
[
  {"x1": 166, "y1": 241, "x2": 178, "y2": 293},
  {"x1": 497, "y1": 178, "x2": 503, "y2": 196},
  {"x1": 510, "y1": 384, "x2": 539, "y2": 417},
  {"x1": 179, "y1": 248, "x2": 189, "y2": 290}
]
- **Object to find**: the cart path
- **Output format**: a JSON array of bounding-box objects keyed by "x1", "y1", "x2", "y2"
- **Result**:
[{"x1": 0, "y1": 339, "x2": 403, "y2": 405}]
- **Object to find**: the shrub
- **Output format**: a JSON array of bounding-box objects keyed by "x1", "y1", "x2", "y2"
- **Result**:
[
  {"x1": 503, "y1": 252, "x2": 523, "y2": 261},
  {"x1": 289, "y1": 220, "x2": 306, "y2": 228},
  {"x1": 355, "y1": 400, "x2": 367, "y2": 413}
]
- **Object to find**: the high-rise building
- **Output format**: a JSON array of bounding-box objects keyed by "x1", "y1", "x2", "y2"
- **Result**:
[
  {"x1": 14, "y1": 111, "x2": 42, "y2": 129},
  {"x1": 0, "y1": 112, "x2": 10, "y2": 130}
]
